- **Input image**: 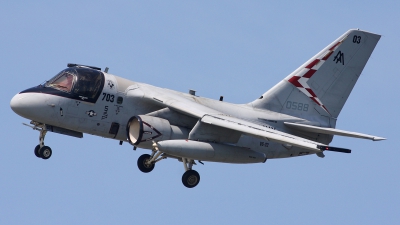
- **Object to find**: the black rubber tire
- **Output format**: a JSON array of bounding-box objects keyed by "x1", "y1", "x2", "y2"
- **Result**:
[
  {"x1": 34, "y1": 145, "x2": 41, "y2": 158},
  {"x1": 137, "y1": 154, "x2": 155, "y2": 173},
  {"x1": 39, "y1": 146, "x2": 52, "y2": 160},
  {"x1": 182, "y1": 170, "x2": 200, "y2": 188}
]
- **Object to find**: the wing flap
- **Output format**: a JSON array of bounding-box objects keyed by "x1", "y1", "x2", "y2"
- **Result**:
[
  {"x1": 284, "y1": 122, "x2": 386, "y2": 141},
  {"x1": 201, "y1": 114, "x2": 325, "y2": 153}
]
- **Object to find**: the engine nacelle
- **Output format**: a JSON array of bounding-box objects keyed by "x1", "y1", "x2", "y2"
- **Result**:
[
  {"x1": 156, "y1": 140, "x2": 267, "y2": 164},
  {"x1": 127, "y1": 115, "x2": 189, "y2": 148}
]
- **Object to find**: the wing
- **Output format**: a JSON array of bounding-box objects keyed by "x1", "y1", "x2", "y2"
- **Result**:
[
  {"x1": 200, "y1": 114, "x2": 349, "y2": 153},
  {"x1": 139, "y1": 85, "x2": 348, "y2": 153},
  {"x1": 139, "y1": 83, "x2": 220, "y2": 118}
]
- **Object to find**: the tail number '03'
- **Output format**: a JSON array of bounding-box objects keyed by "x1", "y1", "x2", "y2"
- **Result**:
[
  {"x1": 286, "y1": 101, "x2": 309, "y2": 111},
  {"x1": 102, "y1": 93, "x2": 115, "y2": 102},
  {"x1": 353, "y1": 35, "x2": 361, "y2": 44}
]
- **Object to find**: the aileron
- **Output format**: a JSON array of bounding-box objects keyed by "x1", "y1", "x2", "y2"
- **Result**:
[{"x1": 284, "y1": 122, "x2": 386, "y2": 141}]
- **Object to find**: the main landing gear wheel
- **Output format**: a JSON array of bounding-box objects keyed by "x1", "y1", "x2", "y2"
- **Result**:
[
  {"x1": 137, "y1": 154, "x2": 155, "y2": 173},
  {"x1": 182, "y1": 170, "x2": 200, "y2": 188},
  {"x1": 39, "y1": 146, "x2": 52, "y2": 160}
]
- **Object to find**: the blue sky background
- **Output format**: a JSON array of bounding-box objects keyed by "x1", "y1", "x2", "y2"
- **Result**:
[{"x1": 1, "y1": 1, "x2": 399, "y2": 224}]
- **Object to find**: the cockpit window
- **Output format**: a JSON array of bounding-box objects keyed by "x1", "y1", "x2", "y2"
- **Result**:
[
  {"x1": 71, "y1": 69, "x2": 103, "y2": 100},
  {"x1": 46, "y1": 67, "x2": 104, "y2": 102},
  {"x1": 47, "y1": 71, "x2": 76, "y2": 92}
]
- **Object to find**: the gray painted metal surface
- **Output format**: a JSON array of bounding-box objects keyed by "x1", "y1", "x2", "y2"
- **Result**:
[{"x1": 9, "y1": 29, "x2": 386, "y2": 187}]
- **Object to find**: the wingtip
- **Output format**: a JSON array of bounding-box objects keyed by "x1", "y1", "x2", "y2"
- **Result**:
[{"x1": 373, "y1": 137, "x2": 386, "y2": 141}]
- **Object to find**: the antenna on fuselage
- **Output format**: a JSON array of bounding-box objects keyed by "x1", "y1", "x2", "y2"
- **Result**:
[
  {"x1": 67, "y1": 63, "x2": 101, "y2": 71},
  {"x1": 189, "y1": 89, "x2": 196, "y2": 96}
]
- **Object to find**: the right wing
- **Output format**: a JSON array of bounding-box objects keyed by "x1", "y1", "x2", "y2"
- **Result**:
[
  {"x1": 284, "y1": 122, "x2": 386, "y2": 141},
  {"x1": 136, "y1": 84, "x2": 350, "y2": 153},
  {"x1": 201, "y1": 114, "x2": 350, "y2": 153}
]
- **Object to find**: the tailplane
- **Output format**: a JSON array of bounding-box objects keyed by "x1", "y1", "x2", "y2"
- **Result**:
[{"x1": 250, "y1": 29, "x2": 380, "y2": 125}]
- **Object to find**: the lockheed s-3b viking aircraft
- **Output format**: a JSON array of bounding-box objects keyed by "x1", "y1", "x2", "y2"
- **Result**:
[{"x1": 10, "y1": 29, "x2": 385, "y2": 188}]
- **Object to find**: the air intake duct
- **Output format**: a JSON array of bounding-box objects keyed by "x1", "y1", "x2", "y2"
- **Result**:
[{"x1": 126, "y1": 115, "x2": 189, "y2": 148}]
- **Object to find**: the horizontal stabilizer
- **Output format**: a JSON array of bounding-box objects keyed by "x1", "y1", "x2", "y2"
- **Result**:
[
  {"x1": 284, "y1": 122, "x2": 386, "y2": 141},
  {"x1": 317, "y1": 145, "x2": 351, "y2": 153}
]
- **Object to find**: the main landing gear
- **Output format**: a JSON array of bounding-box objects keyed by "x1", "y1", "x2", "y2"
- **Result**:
[
  {"x1": 181, "y1": 157, "x2": 200, "y2": 188},
  {"x1": 25, "y1": 121, "x2": 53, "y2": 160},
  {"x1": 137, "y1": 154, "x2": 155, "y2": 173},
  {"x1": 136, "y1": 143, "x2": 201, "y2": 188}
]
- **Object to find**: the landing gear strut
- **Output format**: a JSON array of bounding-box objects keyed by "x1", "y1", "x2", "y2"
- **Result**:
[
  {"x1": 181, "y1": 157, "x2": 200, "y2": 188},
  {"x1": 25, "y1": 121, "x2": 53, "y2": 160}
]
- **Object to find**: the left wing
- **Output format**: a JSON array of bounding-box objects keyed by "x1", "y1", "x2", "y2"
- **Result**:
[{"x1": 139, "y1": 83, "x2": 219, "y2": 118}]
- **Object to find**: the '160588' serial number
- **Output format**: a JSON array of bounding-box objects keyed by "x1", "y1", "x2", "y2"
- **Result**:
[{"x1": 285, "y1": 101, "x2": 309, "y2": 111}]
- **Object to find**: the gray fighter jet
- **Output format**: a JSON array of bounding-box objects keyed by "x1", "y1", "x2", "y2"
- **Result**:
[{"x1": 10, "y1": 29, "x2": 385, "y2": 188}]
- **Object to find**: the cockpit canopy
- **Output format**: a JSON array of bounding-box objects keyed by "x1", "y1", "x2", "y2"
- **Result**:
[{"x1": 46, "y1": 67, "x2": 104, "y2": 102}]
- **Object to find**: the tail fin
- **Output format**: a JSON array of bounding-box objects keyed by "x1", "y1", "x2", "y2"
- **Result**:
[{"x1": 249, "y1": 29, "x2": 380, "y2": 125}]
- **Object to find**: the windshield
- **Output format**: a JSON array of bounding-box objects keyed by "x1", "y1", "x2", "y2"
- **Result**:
[
  {"x1": 47, "y1": 71, "x2": 76, "y2": 92},
  {"x1": 46, "y1": 67, "x2": 104, "y2": 102}
]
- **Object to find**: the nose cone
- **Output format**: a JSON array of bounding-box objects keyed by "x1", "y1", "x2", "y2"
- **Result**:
[
  {"x1": 10, "y1": 93, "x2": 28, "y2": 117},
  {"x1": 10, "y1": 93, "x2": 49, "y2": 120}
]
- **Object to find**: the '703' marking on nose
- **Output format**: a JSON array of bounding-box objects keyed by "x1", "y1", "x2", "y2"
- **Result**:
[{"x1": 102, "y1": 93, "x2": 115, "y2": 102}]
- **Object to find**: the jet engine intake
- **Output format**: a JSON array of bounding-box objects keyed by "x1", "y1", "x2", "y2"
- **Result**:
[
  {"x1": 127, "y1": 115, "x2": 189, "y2": 148},
  {"x1": 156, "y1": 140, "x2": 267, "y2": 164}
]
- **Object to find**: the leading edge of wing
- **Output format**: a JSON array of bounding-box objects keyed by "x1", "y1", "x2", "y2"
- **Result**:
[
  {"x1": 202, "y1": 114, "x2": 331, "y2": 153},
  {"x1": 140, "y1": 84, "x2": 220, "y2": 118}
]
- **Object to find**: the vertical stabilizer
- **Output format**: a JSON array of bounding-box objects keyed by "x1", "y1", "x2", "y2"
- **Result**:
[{"x1": 249, "y1": 29, "x2": 380, "y2": 125}]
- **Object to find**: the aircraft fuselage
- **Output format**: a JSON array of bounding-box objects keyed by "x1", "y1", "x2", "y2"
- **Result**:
[{"x1": 11, "y1": 67, "x2": 328, "y2": 160}]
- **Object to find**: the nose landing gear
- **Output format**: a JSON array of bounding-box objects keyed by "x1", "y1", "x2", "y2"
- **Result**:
[
  {"x1": 25, "y1": 121, "x2": 53, "y2": 160},
  {"x1": 35, "y1": 145, "x2": 52, "y2": 159}
]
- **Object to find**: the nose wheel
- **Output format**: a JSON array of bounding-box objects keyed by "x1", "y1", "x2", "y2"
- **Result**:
[
  {"x1": 25, "y1": 121, "x2": 53, "y2": 160},
  {"x1": 34, "y1": 145, "x2": 41, "y2": 157},
  {"x1": 35, "y1": 145, "x2": 52, "y2": 159}
]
